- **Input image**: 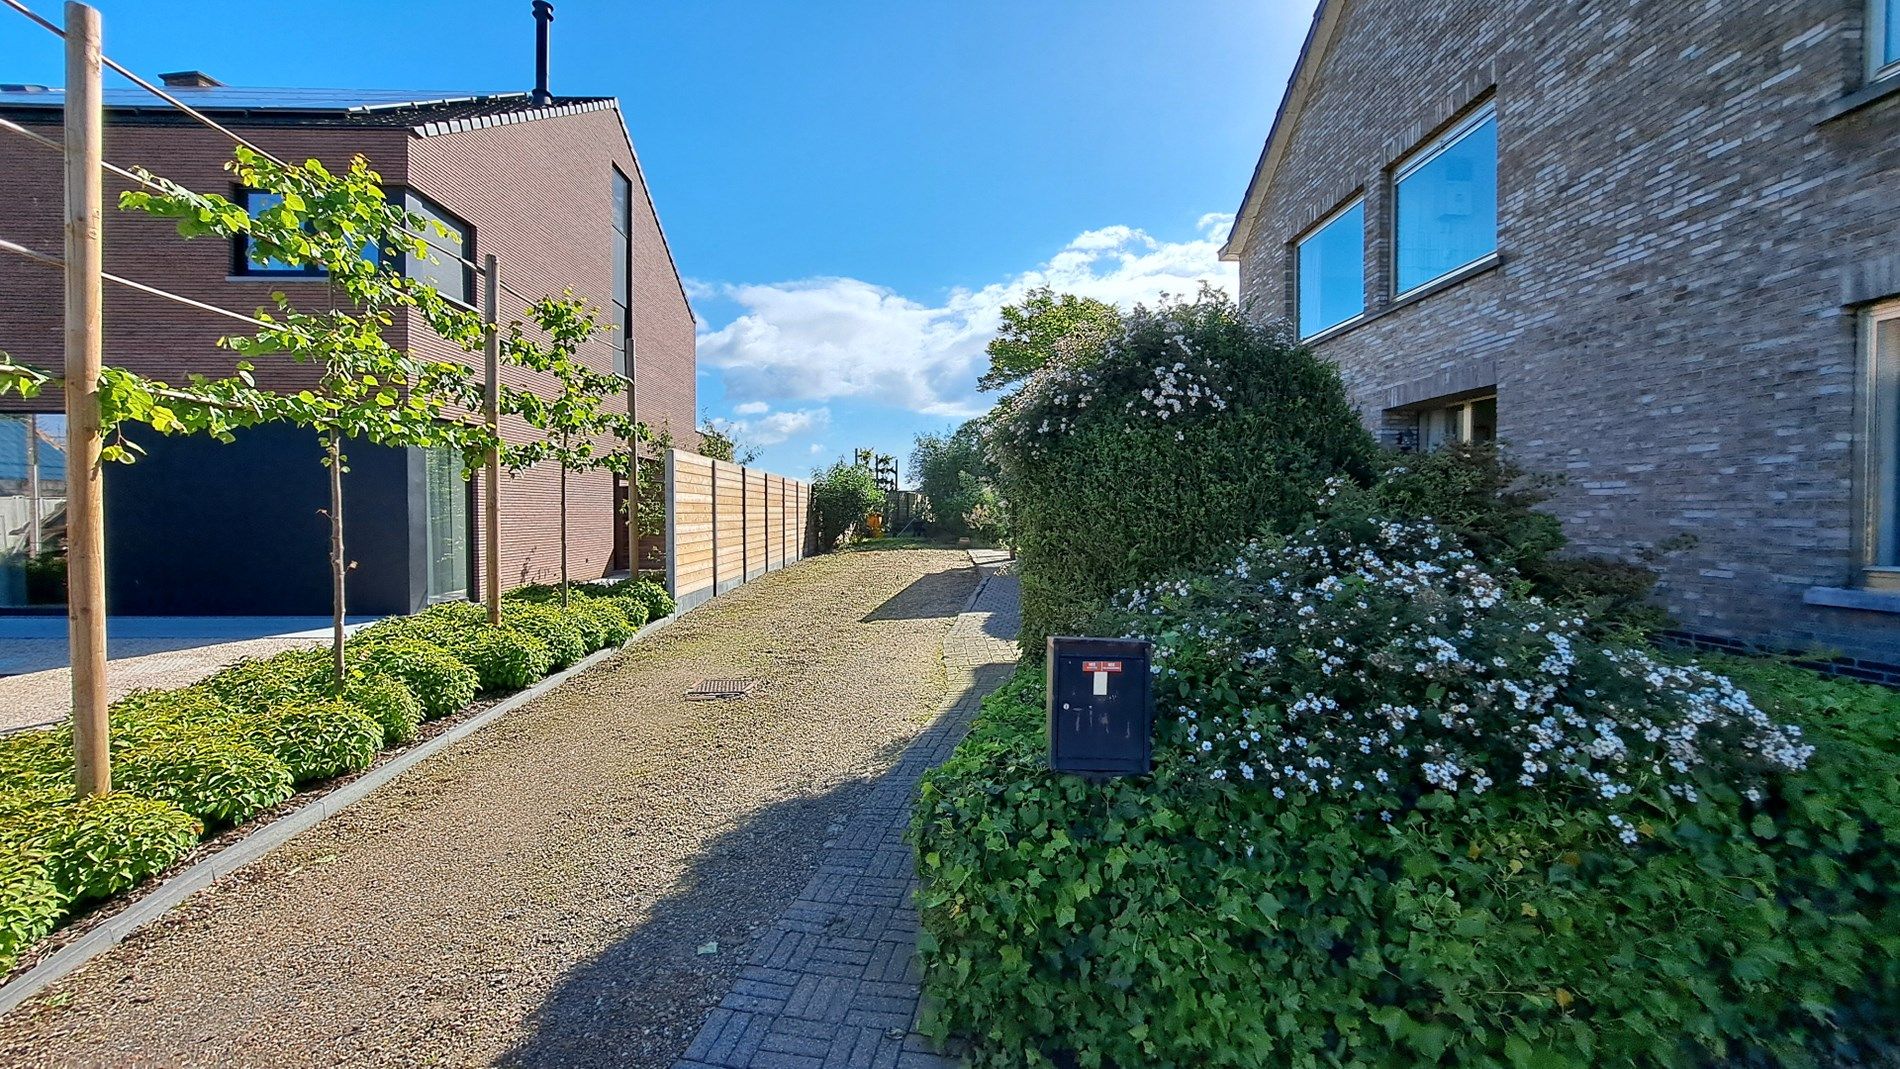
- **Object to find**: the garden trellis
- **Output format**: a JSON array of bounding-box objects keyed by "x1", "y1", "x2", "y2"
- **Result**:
[{"x1": 0, "y1": 0, "x2": 649, "y2": 796}]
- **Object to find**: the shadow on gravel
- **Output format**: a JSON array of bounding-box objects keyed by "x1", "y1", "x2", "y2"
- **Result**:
[
  {"x1": 860, "y1": 567, "x2": 978, "y2": 623},
  {"x1": 497, "y1": 766, "x2": 895, "y2": 1069}
]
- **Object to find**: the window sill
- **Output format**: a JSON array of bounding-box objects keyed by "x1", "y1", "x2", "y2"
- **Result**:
[
  {"x1": 1302, "y1": 253, "x2": 1503, "y2": 348},
  {"x1": 1803, "y1": 586, "x2": 1900, "y2": 615},
  {"x1": 1816, "y1": 71, "x2": 1900, "y2": 125},
  {"x1": 1298, "y1": 314, "x2": 1367, "y2": 346},
  {"x1": 226, "y1": 274, "x2": 327, "y2": 283}
]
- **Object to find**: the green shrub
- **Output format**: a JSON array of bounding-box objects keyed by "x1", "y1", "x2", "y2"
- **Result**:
[
  {"x1": 598, "y1": 577, "x2": 672, "y2": 621},
  {"x1": 811, "y1": 461, "x2": 885, "y2": 552},
  {"x1": 0, "y1": 850, "x2": 62, "y2": 972},
  {"x1": 0, "y1": 794, "x2": 201, "y2": 904},
  {"x1": 342, "y1": 672, "x2": 422, "y2": 745},
  {"x1": 240, "y1": 701, "x2": 383, "y2": 784},
  {"x1": 577, "y1": 599, "x2": 635, "y2": 648},
  {"x1": 987, "y1": 289, "x2": 1377, "y2": 652},
  {"x1": 350, "y1": 638, "x2": 478, "y2": 720},
  {"x1": 1374, "y1": 442, "x2": 1671, "y2": 636},
  {"x1": 114, "y1": 737, "x2": 295, "y2": 825},
  {"x1": 500, "y1": 603, "x2": 587, "y2": 669},
  {"x1": 606, "y1": 596, "x2": 650, "y2": 631},
  {"x1": 913, "y1": 515, "x2": 1897, "y2": 1068},
  {"x1": 0, "y1": 730, "x2": 73, "y2": 794},
  {"x1": 198, "y1": 648, "x2": 332, "y2": 712},
  {"x1": 456, "y1": 628, "x2": 553, "y2": 693},
  {"x1": 562, "y1": 599, "x2": 611, "y2": 651},
  {"x1": 111, "y1": 686, "x2": 245, "y2": 737}
]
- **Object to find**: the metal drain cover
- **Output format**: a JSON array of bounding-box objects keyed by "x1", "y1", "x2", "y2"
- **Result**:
[{"x1": 686, "y1": 678, "x2": 761, "y2": 701}]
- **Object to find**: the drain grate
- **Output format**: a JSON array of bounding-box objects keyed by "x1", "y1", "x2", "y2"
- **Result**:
[{"x1": 686, "y1": 678, "x2": 761, "y2": 701}]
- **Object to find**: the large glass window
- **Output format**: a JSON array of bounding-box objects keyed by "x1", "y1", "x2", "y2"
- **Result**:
[
  {"x1": 402, "y1": 193, "x2": 475, "y2": 305},
  {"x1": 0, "y1": 414, "x2": 68, "y2": 607},
  {"x1": 234, "y1": 190, "x2": 321, "y2": 276},
  {"x1": 1875, "y1": 0, "x2": 1900, "y2": 79},
  {"x1": 1394, "y1": 107, "x2": 1498, "y2": 296},
  {"x1": 424, "y1": 446, "x2": 468, "y2": 602},
  {"x1": 1296, "y1": 199, "x2": 1365, "y2": 339},
  {"x1": 1867, "y1": 301, "x2": 1900, "y2": 577},
  {"x1": 611, "y1": 167, "x2": 633, "y2": 379}
]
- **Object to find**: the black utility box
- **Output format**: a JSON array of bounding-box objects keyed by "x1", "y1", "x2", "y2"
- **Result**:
[{"x1": 1046, "y1": 636, "x2": 1153, "y2": 777}]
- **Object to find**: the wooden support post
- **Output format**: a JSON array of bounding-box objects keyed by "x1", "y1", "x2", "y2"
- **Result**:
[
  {"x1": 64, "y1": 1, "x2": 108, "y2": 797},
  {"x1": 482, "y1": 253, "x2": 502, "y2": 627}
]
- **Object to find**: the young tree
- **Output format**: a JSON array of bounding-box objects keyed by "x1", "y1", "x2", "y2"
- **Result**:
[
  {"x1": 499, "y1": 296, "x2": 647, "y2": 606},
  {"x1": 696, "y1": 419, "x2": 760, "y2": 464},
  {"x1": 909, "y1": 419, "x2": 996, "y2": 538},
  {"x1": 123, "y1": 147, "x2": 511, "y2": 682},
  {"x1": 979, "y1": 286, "x2": 1120, "y2": 392}
]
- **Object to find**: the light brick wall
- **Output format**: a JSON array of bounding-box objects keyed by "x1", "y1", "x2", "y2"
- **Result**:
[{"x1": 1232, "y1": 0, "x2": 1900, "y2": 665}]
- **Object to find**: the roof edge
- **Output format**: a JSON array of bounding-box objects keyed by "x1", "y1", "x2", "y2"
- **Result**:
[{"x1": 1220, "y1": 0, "x2": 1346, "y2": 262}]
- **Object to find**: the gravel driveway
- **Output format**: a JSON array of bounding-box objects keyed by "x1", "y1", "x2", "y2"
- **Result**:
[{"x1": 0, "y1": 548, "x2": 977, "y2": 1069}]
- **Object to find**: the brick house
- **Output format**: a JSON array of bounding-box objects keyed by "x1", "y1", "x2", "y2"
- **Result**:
[
  {"x1": 0, "y1": 77, "x2": 696, "y2": 615},
  {"x1": 1223, "y1": 0, "x2": 1900, "y2": 672}
]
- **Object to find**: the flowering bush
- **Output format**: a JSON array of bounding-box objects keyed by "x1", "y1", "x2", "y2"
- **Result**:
[
  {"x1": 1105, "y1": 500, "x2": 1812, "y2": 833},
  {"x1": 986, "y1": 288, "x2": 1376, "y2": 651}
]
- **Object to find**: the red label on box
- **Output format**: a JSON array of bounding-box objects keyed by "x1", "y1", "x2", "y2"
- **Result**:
[{"x1": 1081, "y1": 661, "x2": 1123, "y2": 674}]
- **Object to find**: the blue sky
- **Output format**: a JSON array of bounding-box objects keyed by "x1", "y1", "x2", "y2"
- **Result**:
[{"x1": 6, "y1": 0, "x2": 1318, "y2": 480}]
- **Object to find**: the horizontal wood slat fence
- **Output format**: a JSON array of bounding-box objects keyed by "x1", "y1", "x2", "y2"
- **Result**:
[{"x1": 664, "y1": 450, "x2": 814, "y2": 612}]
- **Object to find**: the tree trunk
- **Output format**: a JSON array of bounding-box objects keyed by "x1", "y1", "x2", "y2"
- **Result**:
[
  {"x1": 559, "y1": 433, "x2": 569, "y2": 609},
  {"x1": 327, "y1": 431, "x2": 346, "y2": 687}
]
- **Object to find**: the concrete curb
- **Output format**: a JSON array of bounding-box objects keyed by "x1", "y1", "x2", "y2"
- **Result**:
[{"x1": 0, "y1": 610, "x2": 682, "y2": 1018}]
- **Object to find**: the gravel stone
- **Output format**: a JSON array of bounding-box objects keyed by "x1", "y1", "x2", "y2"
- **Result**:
[{"x1": 0, "y1": 548, "x2": 977, "y2": 1069}]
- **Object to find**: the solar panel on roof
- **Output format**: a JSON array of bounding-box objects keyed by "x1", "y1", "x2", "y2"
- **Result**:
[{"x1": 0, "y1": 86, "x2": 524, "y2": 111}]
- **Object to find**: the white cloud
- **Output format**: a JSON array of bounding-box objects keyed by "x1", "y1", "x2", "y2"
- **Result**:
[
  {"x1": 708, "y1": 406, "x2": 831, "y2": 448},
  {"x1": 694, "y1": 214, "x2": 1237, "y2": 419},
  {"x1": 808, "y1": 442, "x2": 826, "y2": 455}
]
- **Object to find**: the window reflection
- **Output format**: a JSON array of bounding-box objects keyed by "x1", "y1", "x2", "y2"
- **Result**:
[{"x1": 0, "y1": 414, "x2": 69, "y2": 607}]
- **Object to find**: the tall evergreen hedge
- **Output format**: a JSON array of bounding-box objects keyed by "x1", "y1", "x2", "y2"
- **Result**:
[{"x1": 986, "y1": 291, "x2": 1376, "y2": 651}]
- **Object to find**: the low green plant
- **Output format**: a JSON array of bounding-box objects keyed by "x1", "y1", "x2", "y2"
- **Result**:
[
  {"x1": 0, "y1": 850, "x2": 62, "y2": 972},
  {"x1": 114, "y1": 737, "x2": 295, "y2": 825},
  {"x1": 597, "y1": 577, "x2": 673, "y2": 621},
  {"x1": 343, "y1": 672, "x2": 423, "y2": 745},
  {"x1": 111, "y1": 686, "x2": 245, "y2": 737},
  {"x1": 240, "y1": 701, "x2": 383, "y2": 784},
  {"x1": 0, "y1": 731, "x2": 73, "y2": 794},
  {"x1": 198, "y1": 648, "x2": 333, "y2": 712},
  {"x1": 349, "y1": 637, "x2": 478, "y2": 720},
  {"x1": 576, "y1": 599, "x2": 635, "y2": 648},
  {"x1": 1, "y1": 793, "x2": 201, "y2": 904},
  {"x1": 500, "y1": 603, "x2": 587, "y2": 670},
  {"x1": 456, "y1": 628, "x2": 554, "y2": 693}
]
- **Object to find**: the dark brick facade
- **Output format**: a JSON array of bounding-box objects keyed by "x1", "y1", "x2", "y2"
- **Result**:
[
  {"x1": 1225, "y1": 0, "x2": 1900, "y2": 665},
  {"x1": 0, "y1": 96, "x2": 695, "y2": 612}
]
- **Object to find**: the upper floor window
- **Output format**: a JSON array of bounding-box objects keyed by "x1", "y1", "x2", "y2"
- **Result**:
[
  {"x1": 1296, "y1": 198, "x2": 1365, "y2": 339},
  {"x1": 401, "y1": 192, "x2": 475, "y2": 306},
  {"x1": 610, "y1": 167, "x2": 633, "y2": 379},
  {"x1": 1874, "y1": 0, "x2": 1900, "y2": 80},
  {"x1": 1864, "y1": 299, "x2": 1900, "y2": 582},
  {"x1": 1393, "y1": 105, "x2": 1498, "y2": 297},
  {"x1": 234, "y1": 190, "x2": 321, "y2": 276}
]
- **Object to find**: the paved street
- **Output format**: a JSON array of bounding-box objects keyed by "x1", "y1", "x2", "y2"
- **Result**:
[{"x1": 0, "y1": 548, "x2": 1010, "y2": 1069}]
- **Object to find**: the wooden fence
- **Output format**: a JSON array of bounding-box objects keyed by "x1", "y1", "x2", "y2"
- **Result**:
[{"x1": 664, "y1": 450, "x2": 813, "y2": 612}]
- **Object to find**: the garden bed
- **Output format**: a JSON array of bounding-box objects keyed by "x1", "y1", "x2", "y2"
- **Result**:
[{"x1": 0, "y1": 578, "x2": 675, "y2": 976}]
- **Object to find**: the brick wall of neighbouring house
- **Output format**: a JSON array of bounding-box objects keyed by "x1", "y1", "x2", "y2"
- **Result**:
[
  {"x1": 1231, "y1": 0, "x2": 1900, "y2": 664},
  {"x1": 0, "y1": 103, "x2": 696, "y2": 600},
  {"x1": 405, "y1": 105, "x2": 698, "y2": 589}
]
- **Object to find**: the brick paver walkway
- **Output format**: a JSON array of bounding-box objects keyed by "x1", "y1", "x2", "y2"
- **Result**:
[{"x1": 676, "y1": 553, "x2": 1020, "y2": 1069}]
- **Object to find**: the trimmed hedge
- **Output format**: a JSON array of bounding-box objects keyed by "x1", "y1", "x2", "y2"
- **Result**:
[
  {"x1": 456, "y1": 628, "x2": 553, "y2": 692},
  {"x1": 915, "y1": 664, "x2": 1900, "y2": 1068},
  {"x1": 501, "y1": 603, "x2": 588, "y2": 669},
  {"x1": 987, "y1": 290, "x2": 1377, "y2": 652}
]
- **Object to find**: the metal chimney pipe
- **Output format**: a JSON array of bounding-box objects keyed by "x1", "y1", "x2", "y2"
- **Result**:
[{"x1": 531, "y1": 0, "x2": 554, "y2": 107}]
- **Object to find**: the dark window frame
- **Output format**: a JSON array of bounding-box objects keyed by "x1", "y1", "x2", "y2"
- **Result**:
[{"x1": 231, "y1": 187, "x2": 324, "y2": 277}]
